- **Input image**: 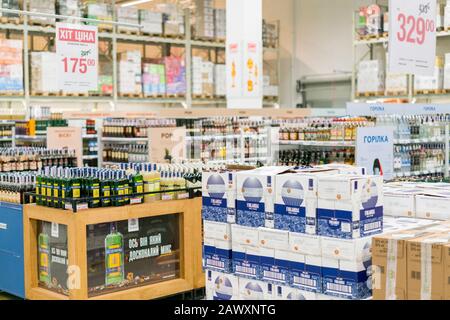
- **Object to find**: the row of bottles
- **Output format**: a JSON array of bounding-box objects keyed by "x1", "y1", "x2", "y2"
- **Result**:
[
  {"x1": 377, "y1": 115, "x2": 448, "y2": 141},
  {"x1": 102, "y1": 143, "x2": 149, "y2": 164},
  {"x1": 393, "y1": 144, "x2": 445, "y2": 174},
  {"x1": 102, "y1": 118, "x2": 177, "y2": 138},
  {"x1": 277, "y1": 117, "x2": 373, "y2": 142},
  {"x1": 278, "y1": 148, "x2": 355, "y2": 167},
  {"x1": 36, "y1": 167, "x2": 145, "y2": 209},
  {"x1": 0, "y1": 172, "x2": 36, "y2": 204},
  {"x1": 0, "y1": 123, "x2": 13, "y2": 138},
  {"x1": 0, "y1": 148, "x2": 77, "y2": 173}
]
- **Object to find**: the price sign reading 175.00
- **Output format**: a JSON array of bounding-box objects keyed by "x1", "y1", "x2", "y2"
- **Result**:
[
  {"x1": 388, "y1": 0, "x2": 437, "y2": 76},
  {"x1": 56, "y1": 23, "x2": 98, "y2": 92}
]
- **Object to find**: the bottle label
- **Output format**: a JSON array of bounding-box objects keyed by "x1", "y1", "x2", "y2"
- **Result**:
[{"x1": 73, "y1": 185, "x2": 81, "y2": 198}]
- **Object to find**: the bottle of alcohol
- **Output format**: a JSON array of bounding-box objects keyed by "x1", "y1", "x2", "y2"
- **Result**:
[
  {"x1": 38, "y1": 229, "x2": 51, "y2": 285},
  {"x1": 104, "y1": 223, "x2": 124, "y2": 286}
]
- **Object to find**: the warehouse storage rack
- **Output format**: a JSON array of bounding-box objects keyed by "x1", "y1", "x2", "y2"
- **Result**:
[{"x1": 0, "y1": 1, "x2": 281, "y2": 116}]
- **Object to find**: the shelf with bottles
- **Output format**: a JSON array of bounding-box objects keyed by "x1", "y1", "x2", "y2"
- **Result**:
[
  {"x1": 278, "y1": 140, "x2": 357, "y2": 147},
  {"x1": 277, "y1": 148, "x2": 356, "y2": 167},
  {"x1": 393, "y1": 167, "x2": 444, "y2": 178}
]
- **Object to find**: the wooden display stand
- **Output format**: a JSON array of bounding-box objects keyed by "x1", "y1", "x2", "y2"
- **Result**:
[{"x1": 23, "y1": 198, "x2": 203, "y2": 300}]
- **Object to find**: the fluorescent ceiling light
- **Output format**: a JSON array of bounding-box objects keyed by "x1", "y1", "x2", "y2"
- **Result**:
[{"x1": 121, "y1": 0, "x2": 152, "y2": 7}]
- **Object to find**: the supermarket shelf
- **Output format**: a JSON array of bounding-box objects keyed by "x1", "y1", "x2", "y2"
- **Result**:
[
  {"x1": 101, "y1": 137, "x2": 148, "y2": 143},
  {"x1": 354, "y1": 30, "x2": 450, "y2": 46},
  {"x1": 278, "y1": 140, "x2": 356, "y2": 147},
  {"x1": 15, "y1": 135, "x2": 46, "y2": 141},
  {"x1": 82, "y1": 134, "x2": 98, "y2": 139},
  {"x1": 187, "y1": 134, "x2": 241, "y2": 141},
  {"x1": 394, "y1": 167, "x2": 444, "y2": 178},
  {"x1": 244, "y1": 156, "x2": 269, "y2": 162},
  {"x1": 0, "y1": 137, "x2": 12, "y2": 141},
  {"x1": 394, "y1": 137, "x2": 445, "y2": 144},
  {"x1": 82, "y1": 155, "x2": 98, "y2": 160}
]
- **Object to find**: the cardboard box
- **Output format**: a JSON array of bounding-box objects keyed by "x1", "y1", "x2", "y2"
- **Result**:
[
  {"x1": 317, "y1": 175, "x2": 384, "y2": 239},
  {"x1": 289, "y1": 232, "x2": 322, "y2": 257},
  {"x1": 231, "y1": 224, "x2": 260, "y2": 279},
  {"x1": 321, "y1": 257, "x2": 372, "y2": 300},
  {"x1": 371, "y1": 224, "x2": 443, "y2": 300},
  {"x1": 383, "y1": 188, "x2": 418, "y2": 218},
  {"x1": 238, "y1": 278, "x2": 274, "y2": 300},
  {"x1": 321, "y1": 236, "x2": 373, "y2": 262},
  {"x1": 202, "y1": 171, "x2": 231, "y2": 223},
  {"x1": 416, "y1": 193, "x2": 450, "y2": 220},
  {"x1": 289, "y1": 252, "x2": 322, "y2": 293},
  {"x1": 406, "y1": 233, "x2": 450, "y2": 300},
  {"x1": 203, "y1": 221, "x2": 232, "y2": 273},
  {"x1": 205, "y1": 270, "x2": 239, "y2": 300},
  {"x1": 273, "y1": 285, "x2": 317, "y2": 300},
  {"x1": 236, "y1": 167, "x2": 292, "y2": 228},
  {"x1": 259, "y1": 247, "x2": 290, "y2": 285}
]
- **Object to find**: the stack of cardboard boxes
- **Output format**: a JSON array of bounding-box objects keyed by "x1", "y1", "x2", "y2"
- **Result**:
[
  {"x1": 118, "y1": 51, "x2": 142, "y2": 95},
  {"x1": 214, "y1": 64, "x2": 226, "y2": 96},
  {"x1": 139, "y1": 10, "x2": 163, "y2": 35},
  {"x1": 56, "y1": 0, "x2": 82, "y2": 23},
  {"x1": 262, "y1": 20, "x2": 278, "y2": 48},
  {"x1": 414, "y1": 57, "x2": 444, "y2": 92},
  {"x1": 84, "y1": 1, "x2": 113, "y2": 29},
  {"x1": 29, "y1": 0, "x2": 55, "y2": 25},
  {"x1": 117, "y1": 7, "x2": 139, "y2": 34},
  {"x1": 0, "y1": 39, "x2": 23, "y2": 95},
  {"x1": 157, "y1": 3, "x2": 185, "y2": 37},
  {"x1": 142, "y1": 61, "x2": 166, "y2": 97},
  {"x1": 203, "y1": 165, "x2": 390, "y2": 300},
  {"x1": 357, "y1": 60, "x2": 385, "y2": 94},
  {"x1": 165, "y1": 56, "x2": 186, "y2": 96},
  {"x1": 0, "y1": 0, "x2": 20, "y2": 20},
  {"x1": 30, "y1": 52, "x2": 59, "y2": 94},
  {"x1": 192, "y1": 56, "x2": 214, "y2": 97},
  {"x1": 193, "y1": 0, "x2": 215, "y2": 39},
  {"x1": 214, "y1": 8, "x2": 226, "y2": 41}
]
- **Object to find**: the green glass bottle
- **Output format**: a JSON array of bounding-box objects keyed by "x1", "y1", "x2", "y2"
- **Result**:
[
  {"x1": 88, "y1": 170, "x2": 101, "y2": 209},
  {"x1": 46, "y1": 168, "x2": 54, "y2": 208},
  {"x1": 104, "y1": 223, "x2": 124, "y2": 286},
  {"x1": 132, "y1": 170, "x2": 144, "y2": 204},
  {"x1": 53, "y1": 168, "x2": 62, "y2": 209},
  {"x1": 36, "y1": 170, "x2": 42, "y2": 206},
  {"x1": 38, "y1": 232, "x2": 51, "y2": 284},
  {"x1": 100, "y1": 171, "x2": 112, "y2": 207},
  {"x1": 112, "y1": 171, "x2": 121, "y2": 207}
]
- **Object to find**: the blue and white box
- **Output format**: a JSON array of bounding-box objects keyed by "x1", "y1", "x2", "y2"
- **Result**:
[
  {"x1": 205, "y1": 270, "x2": 240, "y2": 300},
  {"x1": 320, "y1": 236, "x2": 373, "y2": 262},
  {"x1": 238, "y1": 278, "x2": 274, "y2": 300},
  {"x1": 321, "y1": 257, "x2": 372, "y2": 300},
  {"x1": 236, "y1": 167, "x2": 292, "y2": 228},
  {"x1": 203, "y1": 221, "x2": 232, "y2": 273},
  {"x1": 289, "y1": 252, "x2": 322, "y2": 293},
  {"x1": 289, "y1": 232, "x2": 322, "y2": 257},
  {"x1": 231, "y1": 224, "x2": 260, "y2": 279},
  {"x1": 202, "y1": 171, "x2": 229, "y2": 223},
  {"x1": 259, "y1": 247, "x2": 290, "y2": 285},
  {"x1": 273, "y1": 285, "x2": 317, "y2": 300},
  {"x1": 274, "y1": 173, "x2": 318, "y2": 234},
  {"x1": 315, "y1": 164, "x2": 367, "y2": 176},
  {"x1": 317, "y1": 175, "x2": 384, "y2": 239}
]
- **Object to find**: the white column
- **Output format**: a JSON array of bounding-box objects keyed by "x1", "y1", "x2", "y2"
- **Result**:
[{"x1": 226, "y1": 0, "x2": 263, "y2": 109}]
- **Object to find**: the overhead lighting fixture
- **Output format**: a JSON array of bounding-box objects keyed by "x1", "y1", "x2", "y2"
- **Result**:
[{"x1": 121, "y1": 0, "x2": 153, "y2": 8}]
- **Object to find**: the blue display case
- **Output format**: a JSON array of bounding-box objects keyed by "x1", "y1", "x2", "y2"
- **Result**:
[{"x1": 0, "y1": 202, "x2": 24, "y2": 299}]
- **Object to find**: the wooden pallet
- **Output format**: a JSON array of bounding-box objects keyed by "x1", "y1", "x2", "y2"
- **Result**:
[
  {"x1": 89, "y1": 92, "x2": 113, "y2": 97},
  {"x1": 29, "y1": 20, "x2": 54, "y2": 28},
  {"x1": 98, "y1": 25, "x2": 113, "y2": 33},
  {"x1": 141, "y1": 32, "x2": 163, "y2": 37},
  {"x1": 414, "y1": 89, "x2": 444, "y2": 95},
  {"x1": 0, "y1": 17, "x2": 20, "y2": 25},
  {"x1": 119, "y1": 93, "x2": 142, "y2": 98},
  {"x1": 356, "y1": 91, "x2": 384, "y2": 97},
  {"x1": 143, "y1": 94, "x2": 165, "y2": 99},
  {"x1": 117, "y1": 28, "x2": 140, "y2": 36},
  {"x1": 0, "y1": 91, "x2": 23, "y2": 96},
  {"x1": 442, "y1": 89, "x2": 450, "y2": 94},
  {"x1": 359, "y1": 33, "x2": 385, "y2": 41},
  {"x1": 264, "y1": 96, "x2": 279, "y2": 101},
  {"x1": 382, "y1": 32, "x2": 388, "y2": 38},
  {"x1": 264, "y1": 44, "x2": 278, "y2": 49},
  {"x1": 437, "y1": 27, "x2": 445, "y2": 32},
  {"x1": 445, "y1": 27, "x2": 450, "y2": 32},
  {"x1": 31, "y1": 91, "x2": 58, "y2": 96},
  {"x1": 61, "y1": 92, "x2": 89, "y2": 97},
  {"x1": 163, "y1": 33, "x2": 185, "y2": 39},
  {"x1": 193, "y1": 36, "x2": 217, "y2": 43},
  {"x1": 386, "y1": 91, "x2": 408, "y2": 97},
  {"x1": 166, "y1": 94, "x2": 185, "y2": 99},
  {"x1": 193, "y1": 94, "x2": 215, "y2": 100}
]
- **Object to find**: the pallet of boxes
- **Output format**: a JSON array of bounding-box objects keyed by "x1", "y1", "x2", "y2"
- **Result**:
[
  {"x1": 202, "y1": 164, "x2": 393, "y2": 300},
  {"x1": 373, "y1": 181, "x2": 450, "y2": 300}
]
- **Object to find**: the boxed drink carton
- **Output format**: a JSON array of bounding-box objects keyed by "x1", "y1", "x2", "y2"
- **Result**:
[
  {"x1": 273, "y1": 285, "x2": 317, "y2": 300},
  {"x1": 321, "y1": 257, "x2": 372, "y2": 300},
  {"x1": 259, "y1": 247, "x2": 290, "y2": 285},
  {"x1": 203, "y1": 221, "x2": 232, "y2": 273},
  {"x1": 315, "y1": 164, "x2": 366, "y2": 176},
  {"x1": 321, "y1": 236, "x2": 373, "y2": 262},
  {"x1": 289, "y1": 232, "x2": 322, "y2": 257},
  {"x1": 202, "y1": 171, "x2": 232, "y2": 223},
  {"x1": 205, "y1": 270, "x2": 239, "y2": 300},
  {"x1": 383, "y1": 188, "x2": 418, "y2": 218},
  {"x1": 289, "y1": 252, "x2": 322, "y2": 293},
  {"x1": 231, "y1": 224, "x2": 260, "y2": 279},
  {"x1": 406, "y1": 233, "x2": 450, "y2": 300},
  {"x1": 317, "y1": 175, "x2": 384, "y2": 239},
  {"x1": 371, "y1": 224, "x2": 443, "y2": 300},
  {"x1": 236, "y1": 167, "x2": 292, "y2": 228},
  {"x1": 274, "y1": 173, "x2": 318, "y2": 234},
  {"x1": 415, "y1": 192, "x2": 450, "y2": 220},
  {"x1": 238, "y1": 278, "x2": 274, "y2": 300}
]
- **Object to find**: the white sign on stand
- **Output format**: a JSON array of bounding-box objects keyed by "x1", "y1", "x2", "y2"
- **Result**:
[
  {"x1": 356, "y1": 127, "x2": 394, "y2": 181},
  {"x1": 226, "y1": 0, "x2": 263, "y2": 109},
  {"x1": 388, "y1": 0, "x2": 437, "y2": 76},
  {"x1": 56, "y1": 23, "x2": 98, "y2": 92}
]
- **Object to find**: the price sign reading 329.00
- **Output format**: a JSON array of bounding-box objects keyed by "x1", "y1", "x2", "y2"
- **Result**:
[
  {"x1": 388, "y1": 0, "x2": 436, "y2": 76},
  {"x1": 56, "y1": 23, "x2": 98, "y2": 92}
]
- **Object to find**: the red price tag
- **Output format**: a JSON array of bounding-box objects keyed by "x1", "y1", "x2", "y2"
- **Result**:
[
  {"x1": 396, "y1": 13, "x2": 435, "y2": 45},
  {"x1": 61, "y1": 57, "x2": 96, "y2": 74}
]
